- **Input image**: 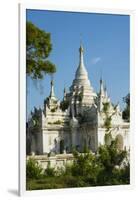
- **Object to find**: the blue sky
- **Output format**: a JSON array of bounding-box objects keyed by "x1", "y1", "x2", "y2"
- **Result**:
[{"x1": 26, "y1": 9, "x2": 130, "y2": 117}]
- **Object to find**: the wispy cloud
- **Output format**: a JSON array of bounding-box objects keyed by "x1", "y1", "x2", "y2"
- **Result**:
[{"x1": 91, "y1": 57, "x2": 101, "y2": 65}]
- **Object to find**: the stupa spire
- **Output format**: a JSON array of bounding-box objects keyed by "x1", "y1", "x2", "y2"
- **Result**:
[
  {"x1": 49, "y1": 79, "x2": 56, "y2": 100},
  {"x1": 75, "y1": 44, "x2": 88, "y2": 81},
  {"x1": 104, "y1": 82, "x2": 108, "y2": 98},
  {"x1": 69, "y1": 43, "x2": 97, "y2": 105},
  {"x1": 63, "y1": 86, "x2": 67, "y2": 101},
  {"x1": 100, "y1": 78, "x2": 105, "y2": 97},
  {"x1": 79, "y1": 44, "x2": 84, "y2": 66}
]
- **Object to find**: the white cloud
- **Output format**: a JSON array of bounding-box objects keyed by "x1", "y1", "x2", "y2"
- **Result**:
[{"x1": 91, "y1": 57, "x2": 101, "y2": 65}]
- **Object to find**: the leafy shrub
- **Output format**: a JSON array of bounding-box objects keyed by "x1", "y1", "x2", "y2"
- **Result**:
[
  {"x1": 26, "y1": 139, "x2": 130, "y2": 190},
  {"x1": 51, "y1": 108, "x2": 56, "y2": 112},
  {"x1": 122, "y1": 93, "x2": 130, "y2": 122},
  {"x1": 78, "y1": 92, "x2": 83, "y2": 102},
  {"x1": 103, "y1": 102, "x2": 110, "y2": 113},
  {"x1": 60, "y1": 100, "x2": 69, "y2": 111},
  {"x1": 26, "y1": 158, "x2": 43, "y2": 179},
  {"x1": 53, "y1": 120, "x2": 62, "y2": 124},
  {"x1": 104, "y1": 116, "x2": 112, "y2": 131},
  {"x1": 44, "y1": 163, "x2": 55, "y2": 177}
]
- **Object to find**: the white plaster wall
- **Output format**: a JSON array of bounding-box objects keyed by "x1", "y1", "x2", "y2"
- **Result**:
[
  {"x1": 42, "y1": 131, "x2": 49, "y2": 153},
  {"x1": 125, "y1": 129, "x2": 130, "y2": 150},
  {"x1": 97, "y1": 128, "x2": 106, "y2": 146},
  {"x1": 43, "y1": 131, "x2": 60, "y2": 153},
  {"x1": 42, "y1": 130, "x2": 71, "y2": 154},
  {"x1": 97, "y1": 126, "x2": 130, "y2": 151},
  {"x1": 30, "y1": 134, "x2": 36, "y2": 154},
  {"x1": 27, "y1": 154, "x2": 74, "y2": 170}
]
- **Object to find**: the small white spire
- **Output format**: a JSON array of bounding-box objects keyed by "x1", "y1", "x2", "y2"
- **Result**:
[
  {"x1": 116, "y1": 102, "x2": 120, "y2": 112},
  {"x1": 104, "y1": 82, "x2": 108, "y2": 98},
  {"x1": 100, "y1": 78, "x2": 105, "y2": 97},
  {"x1": 63, "y1": 87, "x2": 67, "y2": 100},
  {"x1": 99, "y1": 78, "x2": 107, "y2": 112},
  {"x1": 49, "y1": 79, "x2": 56, "y2": 100},
  {"x1": 64, "y1": 87, "x2": 66, "y2": 95},
  {"x1": 79, "y1": 44, "x2": 84, "y2": 69}
]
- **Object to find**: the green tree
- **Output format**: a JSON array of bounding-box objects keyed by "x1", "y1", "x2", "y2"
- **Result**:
[
  {"x1": 71, "y1": 151, "x2": 103, "y2": 186},
  {"x1": 122, "y1": 93, "x2": 130, "y2": 122},
  {"x1": 60, "y1": 100, "x2": 69, "y2": 111},
  {"x1": 26, "y1": 21, "x2": 56, "y2": 79},
  {"x1": 98, "y1": 140, "x2": 127, "y2": 171},
  {"x1": 97, "y1": 139, "x2": 129, "y2": 185}
]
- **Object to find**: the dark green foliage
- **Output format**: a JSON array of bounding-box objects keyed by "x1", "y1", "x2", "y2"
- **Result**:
[
  {"x1": 48, "y1": 120, "x2": 62, "y2": 125},
  {"x1": 71, "y1": 152, "x2": 103, "y2": 185},
  {"x1": 103, "y1": 102, "x2": 110, "y2": 113},
  {"x1": 26, "y1": 21, "x2": 56, "y2": 79},
  {"x1": 64, "y1": 176, "x2": 86, "y2": 187},
  {"x1": 102, "y1": 102, "x2": 112, "y2": 132},
  {"x1": 98, "y1": 140, "x2": 127, "y2": 170},
  {"x1": 50, "y1": 108, "x2": 57, "y2": 112},
  {"x1": 53, "y1": 120, "x2": 62, "y2": 124},
  {"x1": 122, "y1": 93, "x2": 130, "y2": 122},
  {"x1": 26, "y1": 177, "x2": 66, "y2": 190},
  {"x1": 78, "y1": 92, "x2": 83, "y2": 102},
  {"x1": 102, "y1": 101, "x2": 114, "y2": 142},
  {"x1": 104, "y1": 116, "x2": 112, "y2": 131},
  {"x1": 60, "y1": 100, "x2": 69, "y2": 111},
  {"x1": 97, "y1": 140, "x2": 129, "y2": 185},
  {"x1": 30, "y1": 107, "x2": 41, "y2": 129},
  {"x1": 26, "y1": 158, "x2": 43, "y2": 179},
  {"x1": 82, "y1": 144, "x2": 90, "y2": 153},
  {"x1": 45, "y1": 162, "x2": 55, "y2": 177}
]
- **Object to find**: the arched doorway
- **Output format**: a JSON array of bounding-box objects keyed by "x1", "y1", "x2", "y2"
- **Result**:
[{"x1": 116, "y1": 134, "x2": 124, "y2": 150}]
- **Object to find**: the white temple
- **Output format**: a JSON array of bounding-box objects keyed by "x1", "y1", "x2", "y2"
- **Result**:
[{"x1": 27, "y1": 44, "x2": 130, "y2": 155}]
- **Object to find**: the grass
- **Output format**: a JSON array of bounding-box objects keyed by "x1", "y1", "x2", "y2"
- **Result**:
[
  {"x1": 26, "y1": 175, "x2": 92, "y2": 190},
  {"x1": 26, "y1": 174, "x2": 129, "y2": 190}
]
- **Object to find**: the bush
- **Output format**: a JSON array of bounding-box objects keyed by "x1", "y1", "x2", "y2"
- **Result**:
[
  {"x1": 103, "y1": 102, "x2": 110, "y2": 113},
  {"x1": 26, "y1": 158, "x2": 43, "y2": 179},
  {"x1": 51, "y1": 108, "x2": 56, "y2": 112},
  {"x1": 26, "y1": 139, "x2": 130, "y2": 190},
  {"x1": 44, "y1": 163, "x2": 56, "y2": 177},
  {"x1": 104, "y1": 116, "x2": 112, "y2": 131}
]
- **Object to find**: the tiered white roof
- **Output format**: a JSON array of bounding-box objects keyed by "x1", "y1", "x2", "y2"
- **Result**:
[
  {"x1": 70, "y1": 44, "x2": 97, "y2": 105},
  {"x1": 72, "y1": 45, "x2": 92, "y2": 88}
]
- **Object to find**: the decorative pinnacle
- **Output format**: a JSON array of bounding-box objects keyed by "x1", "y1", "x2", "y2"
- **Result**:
[
  {"x1": 100, "y1": 77, "x2": 102, "y2": 84},
  {"x1": 64, "y1": 87, "x2": 66, "y2": 94},
  {"x1": 79, "y1": 33, "x2": 84, "y2": 53},
  {"x1": 79, "y1": 44, "x2": 84, "y2": 53},
  {"x1": 51, "y1": 79, "x2": 54, "y2": 86},
  {"x1": 100, "y1": 78, "x2": 105, "y2": 96},
  {"x1": 50, "y1": 79, "x2": 55, "y2": 98},
  {"x1": 79, "y1": 43, "x2": 84, "y2": 67},
  {"x1": 104, "y1": 81, "x2": 107, "y2": 92}
]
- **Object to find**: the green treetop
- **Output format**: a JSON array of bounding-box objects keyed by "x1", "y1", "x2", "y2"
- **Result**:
[{"x1": 26, "y1": 21, "x2": 56, "y2": 79}]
